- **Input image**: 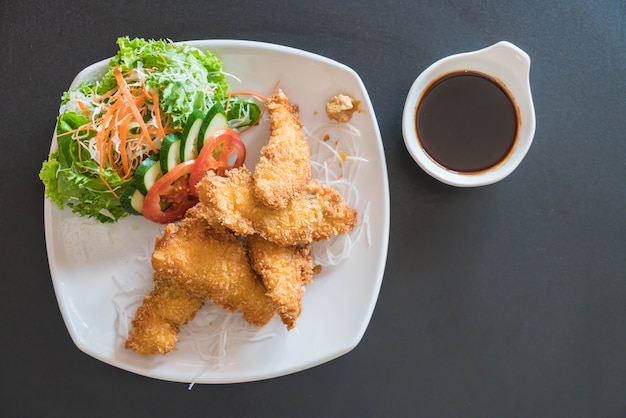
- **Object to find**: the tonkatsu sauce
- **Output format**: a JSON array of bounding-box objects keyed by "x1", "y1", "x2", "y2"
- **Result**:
[{"x1": 416, "y1": 70, "x2": 519, "y2": 173}]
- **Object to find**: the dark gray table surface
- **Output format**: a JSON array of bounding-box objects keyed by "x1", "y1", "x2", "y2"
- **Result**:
[{"x1": 2, "y1": 1, "x2": 625, "y2": 416}]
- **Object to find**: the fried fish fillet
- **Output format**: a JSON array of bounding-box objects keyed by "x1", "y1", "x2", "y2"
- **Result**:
[
  {"x1": 253, "y1": 90, "x2": 311, "y2": 209},
  {"x1": 150, "y1": 215, "x2": 276, "y2": 328},
  {"x1": 125, "y1": 275, "x2": 206, "y2": 355},
  {"x1": 195, "y1": 167, "x2": 357, "y2": 247},
  {"x1": 247, "y1": 234, "x2": 319, "y2": 330},
  {"x1": 125, "y1": 214, "x2": 276, "y2": 355}
]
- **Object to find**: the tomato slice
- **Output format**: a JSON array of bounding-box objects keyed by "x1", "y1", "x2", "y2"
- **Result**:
[
  {"x1": 189, "y1": 127, "x2": 246, "y2": 195},
  {"x1": 143, "y1": 160, "x2": 198, "y2": 224}
]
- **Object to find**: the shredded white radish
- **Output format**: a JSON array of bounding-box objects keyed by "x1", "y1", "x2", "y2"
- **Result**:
[
  {"x1": 112, "y1": 273, "x2": 152, "y2": 344},
  {"x1": 306, "y1": 121, "x2": 371, "y2": 266},
  {"x1": 111, "y1": 118, "x2": 371, "y2": 384},
  {"x1": 182, "y1": 310, "x2": 276, "y2": 389}
]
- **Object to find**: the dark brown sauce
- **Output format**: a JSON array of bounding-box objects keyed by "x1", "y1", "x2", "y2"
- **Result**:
[{"x1": 416, "y1": 70, "x2": 519, "y2": 173}]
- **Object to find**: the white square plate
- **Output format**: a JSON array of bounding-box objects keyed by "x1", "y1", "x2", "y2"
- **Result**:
[{"x1": 44, "y1": 40, "x2": 389, "y2": 384}]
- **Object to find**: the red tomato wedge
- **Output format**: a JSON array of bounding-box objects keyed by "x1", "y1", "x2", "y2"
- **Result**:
[
  {"x1": 143, "y1": 160, "x2": 198, "y2": 224},
  {"x1": 189, "y1": 127, "x2": 246, "y2": 196}
]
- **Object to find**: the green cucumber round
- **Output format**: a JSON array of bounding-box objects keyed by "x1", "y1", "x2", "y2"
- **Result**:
[
  {"x1": 160, "y1": 133, "x2": 182, "y2": 173},
  {"x1": 134, "y1": 155, "x2": 162, "y2": 195},
  {"x1": 120, "y1": 183, "x2": 145, "y2": 215},
  {"x1": 180, "y1": 110, "x2": 205, "y2": 161},
  {"x1": 198, "y1": 103, "x2": 229, "y2": 150}
]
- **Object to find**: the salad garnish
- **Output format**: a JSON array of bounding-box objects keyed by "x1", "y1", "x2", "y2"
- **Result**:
[{"x1": 40, "y1": 37, "x2": 261, "y2": 223}]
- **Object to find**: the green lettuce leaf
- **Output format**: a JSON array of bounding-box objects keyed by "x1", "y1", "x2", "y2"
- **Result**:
[
  {"x1": 225, "y1": 96, "x2": 262, "y2": 128},
  {"x1": 41, "y1": 37, "x2": 260, "y2": 224},
  {"x1": 99, "y1": 37, "x2": 229, "y2": 128},
  {"x1": 39, "y1": 112, "x2": 132, "y2": 223}
]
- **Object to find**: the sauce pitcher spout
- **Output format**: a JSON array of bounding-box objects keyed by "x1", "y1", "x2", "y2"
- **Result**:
[{"x1": 482, "y1": 41, "x2": 532, "y2": 78}]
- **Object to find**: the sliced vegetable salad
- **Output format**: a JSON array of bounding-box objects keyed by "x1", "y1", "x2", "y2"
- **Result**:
[{"x1": 40, "y1": 37, "x2": 260, "y2": 223}]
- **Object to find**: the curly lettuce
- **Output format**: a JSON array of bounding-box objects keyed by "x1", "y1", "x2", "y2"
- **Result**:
[
  {"x1": 40, "y1": 37, "x2": 261, "y2": 223},
  {"x1": 40, "y1": 112, "x2": 132, "y2": 223},
  {"x1": 98, "y1": 37, "x2": 230, "y2": 128}
]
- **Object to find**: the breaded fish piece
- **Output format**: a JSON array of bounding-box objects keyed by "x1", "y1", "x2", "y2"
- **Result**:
[
  {"x1": 126, "y1": 215, "x2": 276, "y2": 355},
  {"x1": 125, "y1": 275, "x2": 205, "y2": 355},
  {"x1": 247, "y1": 234, "x2": 319, "y2": 330},
  {"x1": 196, "y1": 167, "x2": 358, "y2": 247},
  {"x1": 185, "y1": 202, "x2": 226, "y2": 232},
  {"x1": 150, "y1": 215, "x2": 276, "y2": 328},
  {"x1": 253, "y1": 90, "x2": 311, "y2": 209}
]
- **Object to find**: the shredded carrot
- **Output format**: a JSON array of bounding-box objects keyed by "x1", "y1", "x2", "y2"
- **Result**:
[
  {"x1": 57, "y1": 65, "x2": 181, "y2": 195},
  {"x1": 150, "y1": 87, "x2": 166, "y2": 138},
  {"x1": 113, "y1": 67, "x2": 158, "y2": 153},
  {"x1": 57, "y1": 122, "x2": 95, "y2": 163},
  {"x1": 269, "y1": 80, "x2": 281, "y2": 96},
  {"x1": 118, "y1": 117, "x2": 132, "y2": 178},
  {"x1": 75, "y1": 97, "x2": 91, "y2": 117},
  {"x1": 229, "y1": 91, "x2": 268, "y2": 101},
  {"x1": 94, "y1": 123, "x2": 119, "y2": 196},
  {"x1": 141, "y1": 80, "x2": 151, "y2": 98}
]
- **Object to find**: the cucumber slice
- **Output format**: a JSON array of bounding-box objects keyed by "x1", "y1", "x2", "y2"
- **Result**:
[
  {"x1": 134, "y1": 155, "x2": 162, "y2": 195},
  {"x1": 120, "y1": 183, "x2": 145, "y2": 215},
  {"x1": 180, "y1": 110, "x2": 205, "y2": 162},
  {"x1": 198, "y1": 103, "x2": 229, "y2": 150},
  {"x1": 160, "y1": 133, "x2": 182, "y2": 173}
]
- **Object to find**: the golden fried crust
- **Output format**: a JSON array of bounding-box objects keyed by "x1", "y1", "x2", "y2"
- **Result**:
[
  {"x1": 185, "y1": 203, "x2": 225, "y2": 232},
  {"x1": 125, "y1": 278, "x2": 205, "y2": 355},
  {"x1": 253, "y1": 90, "x2": 311, "y2": 209},
  {"x1": 196, "y1": 167, "x2": 358, "y2": 247},
  {"x1": 151, "y1": 215, "x2": 276, "y2": 327},
  {"x1": 247, "y1": 234, "x2": 318, "y2": 330}
]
